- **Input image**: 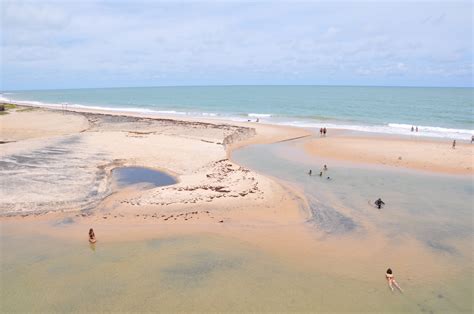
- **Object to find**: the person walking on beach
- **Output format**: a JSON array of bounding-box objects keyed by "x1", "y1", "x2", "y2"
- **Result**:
[
  {"x1": 411, "y1": 126, "x2": 414, "y2": 132},
  {"x1": 452, "y1": 140, "x2": 456, "y2": 149},
  {"x1": 308, "y1": 169, "x2": 312, "y2": 176},
  {"x1": 323, "y1": 127, "x2": 327, "y2": 136},
  {"x1": 416, "y1": 126, "x2": 418, "y2": 132},
  {"x1": 386, "y1": 268, "x2": 403, "y2": 293},
  {"x1": 320, "y1": 128, "x2": 323, "y2": 136},
  {"x1": 375, "y1": 198, "x2": 385, "y2": 209},
  {"x1": 471, "y1": 135, "x2": 474, "y2": 144},
  {"x1": 89, "y1": 228, "x2": 97, "y2": 243}
]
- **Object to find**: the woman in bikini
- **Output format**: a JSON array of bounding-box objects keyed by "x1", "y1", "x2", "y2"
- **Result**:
[
  {"x1": 386, "y1": 268, "x2": 403, "y2": 293},
  {"x1": 89, "y1": 228, "x2": 97, "y2": 244}
]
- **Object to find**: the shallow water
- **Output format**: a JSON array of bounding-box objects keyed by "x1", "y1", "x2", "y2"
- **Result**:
[
  {"x1": 1, "y1": 139, "x2": 472, "y2": 312},
  {"x1": 112, "y1": 166, "x2": 176, "y2": 189},
  {"x1": 232, "y1": 138, "x2": 473, "y2": 312},
  {"x1": 1, "y1": 231, "x2": 471, "y2": 313}
]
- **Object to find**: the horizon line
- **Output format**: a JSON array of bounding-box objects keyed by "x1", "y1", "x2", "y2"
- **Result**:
[{"x1": 2, "y1": 83, "x2": 473, "y2": 92}]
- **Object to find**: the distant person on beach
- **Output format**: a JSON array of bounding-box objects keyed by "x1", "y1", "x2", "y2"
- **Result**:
[
  {"x1": 452, "y1": 140, "x2": 456, "y2": 149},
  {"x1": 323, "y1": 165, "x2": 328, "y2": 171},
  {"x1": 411, "y1": 126, "x2": 414, "y2": 132},
  {"x1": 375, "y1": 198, "x2": 385, "y2": 209},
  {"x1": 256, "y1": 118, "x2": 259, "y2": 123},
  {"x1": 308, "y1": 169, "x2": 312, "y2": 176},
  {"x1": 386, "y1": 268, "x2": 403, "y2": 293},
  {"x1": 326, "y1": 176, "x2": 331, "y2": 180},
  {"x1": 320, "y1": 128, "x2": 323, "y2": 136},
  {"x1": 319, "y1": 171, "x2": 323, "y2": 177},
  {"x1": 323, "y1": 127, "x2": 327, "y2": 136},
  {"x1": 471, "y1": 135, "x2": 474, "y2": 144},
  {"x1": 89, "y1": 228, "x2": 96, "y2": 243},
  {"x1": 416, "y1": 126, "x2": 418, "y2": 132}
]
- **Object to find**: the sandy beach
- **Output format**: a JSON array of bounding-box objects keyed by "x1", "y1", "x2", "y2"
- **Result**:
[
  {"x1": 303, "y1": 134, "x2": 473, "y2": 175},
  {"x1": 1, "y1": 104, "x2": 472, "y2": 312},
  {"x1": 0, "y1": 105, "x2": 309, "y2": 223}
]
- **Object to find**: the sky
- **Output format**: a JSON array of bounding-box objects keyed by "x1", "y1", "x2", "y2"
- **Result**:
[{"x1": 1, "y1": 0, "x2": 473, "y2": 90}]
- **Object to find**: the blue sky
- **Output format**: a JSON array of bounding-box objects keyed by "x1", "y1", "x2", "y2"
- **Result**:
[{"x1": 1, "y1": 0, "x2": 472, "y2": 90}]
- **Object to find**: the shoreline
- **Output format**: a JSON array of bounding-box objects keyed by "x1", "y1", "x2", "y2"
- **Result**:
[
  {"x1": 3, "y1": 97, "x2": 473, "y2": 142},
  {"x1": 0, "y1": 102, "x2": 474, "y2": 175},
  {"x1": 4, "y1": 102, "x2": 470, "y2": 176}
]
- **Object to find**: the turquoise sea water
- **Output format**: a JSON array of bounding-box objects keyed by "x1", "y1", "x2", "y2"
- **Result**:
[{"x1": 2, "y1": 85, "x2": 473, "y2": 139}]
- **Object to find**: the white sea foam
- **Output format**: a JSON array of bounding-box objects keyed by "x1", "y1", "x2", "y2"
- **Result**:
[
  {"x1": 277, "y1": 120, "x2": 473, "y2": 140},
  {"x1": 248, "y1": 113, "x2": 272, "y2": 118}
]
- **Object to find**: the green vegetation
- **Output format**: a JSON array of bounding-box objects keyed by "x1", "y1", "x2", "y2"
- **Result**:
[
  {"x1": 1, "y1": 103, "x2": 17, "y2": 110},
  {"x1": 0, "y1": 103, "x2": 18, "y2": 116}
]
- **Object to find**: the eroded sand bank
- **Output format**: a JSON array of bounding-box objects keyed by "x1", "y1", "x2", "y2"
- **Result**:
[{"x1": 0, "y1": 106, "x2": 309, "y2": 224}]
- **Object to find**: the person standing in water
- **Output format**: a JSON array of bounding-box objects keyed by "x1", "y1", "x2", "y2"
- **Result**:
[
  {"x1": 411, "y1": 126, "x2": 414, "y2": 132},
  {"x1": 319, "y1": 171, "x2": 323, "y2": 177},
  {"x1": 416, "y1": 126, "x2": 418, "y2": 132},
  {"x1": 386, "y1": 268, "x2": 403, "y2": 293},
  {"x1": 308, "y1": 169, "x2": 312, "y2": 176},
  {"x1": 452, "y1": 140, "x2": 456, "y2": 149},
  {"x1": 89, "y1": 228, "x2": 97, "y2": 243},
  {"x1": 375, "y1": 198, "x2": 385, "y2": 209},
  {"x1": 323, "y1": 165, "x2": 328, "y2": 171}
]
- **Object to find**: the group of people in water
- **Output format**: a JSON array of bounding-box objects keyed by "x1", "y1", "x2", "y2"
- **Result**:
[
  {"x1": 308, "y1": 164, "x2": 330, "y2": 179},
  {"x1": 410, "y1": 126, "x2": 418, "y2": 132},
  {"x1": 307, "y1": 164, "x2": 400, "y2": 292}
]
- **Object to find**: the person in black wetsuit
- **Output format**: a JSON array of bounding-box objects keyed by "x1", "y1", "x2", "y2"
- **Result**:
[
  {"x1": 308, "y1": 169, "x2": 312, "y2": 176},
  {"x1": 375, "y1": 198, "x2": 385, "y2": 209}
]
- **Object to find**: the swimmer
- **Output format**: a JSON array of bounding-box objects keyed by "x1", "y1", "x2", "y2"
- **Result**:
[
  {"x1": 89, "y1": 228, "x2": 96, "y2": 243},
  {"x1": 323, "y1": 165, "x2": 328, "y2": 171},
  {"x1": 308, "y1": 169, "x2": 312, "y2": 176},
  {"x1": 375, "y1": 198, "x2": 385, "y2": 209},
  {"x1": 326, "y1": 176, "x2": 331, "y2": 180},
  {"x1": 386, "y1": 268, "x2": 403, "y2": 293}
]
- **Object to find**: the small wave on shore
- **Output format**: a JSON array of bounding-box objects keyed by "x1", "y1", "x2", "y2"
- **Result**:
[{"x1": 276, "y1": 120, "x2": 473, "y2": 140}]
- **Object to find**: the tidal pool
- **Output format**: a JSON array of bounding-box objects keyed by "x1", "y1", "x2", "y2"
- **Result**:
[{"x1": 112, "y1": 166, "x2": 176, "y2": 189}]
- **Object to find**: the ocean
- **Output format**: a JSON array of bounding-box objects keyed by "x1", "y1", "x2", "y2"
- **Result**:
[{"x1": 2, "y1": 85, "x2": 473, "y2": 140}]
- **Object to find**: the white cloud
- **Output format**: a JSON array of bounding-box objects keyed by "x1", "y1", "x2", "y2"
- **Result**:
[{"x1": 1, "y1": 0, "x2": 472, "y2": 89}]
